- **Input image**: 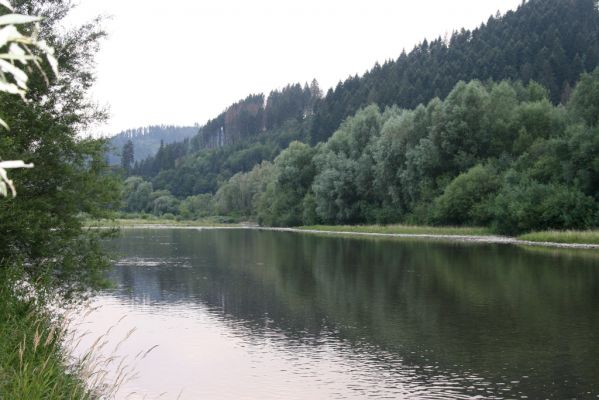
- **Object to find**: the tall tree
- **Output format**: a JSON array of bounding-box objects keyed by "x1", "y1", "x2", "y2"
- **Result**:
[
  {"x1": 121, "y1": 139, "x2": 134, "y2": 172},
  {"x1": 0, "y1": 0, "x2": 120, "y2": 294}
]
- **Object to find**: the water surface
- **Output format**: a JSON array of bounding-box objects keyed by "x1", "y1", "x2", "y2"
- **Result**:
[{"x1": 76, "y1": 228, "x2": 599, "y2": 399}]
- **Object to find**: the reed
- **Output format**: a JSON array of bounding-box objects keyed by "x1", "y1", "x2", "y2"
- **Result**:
[
  {"x1": 0, "y1": 270, "x2": 150, "y2": 399},
  {"x1": 0, "y1": 275, "x2": 92, "y2": 399}
]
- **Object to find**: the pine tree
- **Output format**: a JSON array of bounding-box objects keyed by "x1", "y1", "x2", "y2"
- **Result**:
[{"x1": 121, "y1": 140, "x2": 134, "y2": 172}]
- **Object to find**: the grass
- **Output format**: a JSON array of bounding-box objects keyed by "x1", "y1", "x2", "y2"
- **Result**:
[
  {"x1": 300, "y1": 224, "x2": 493, "y2": 236},
  {"x1": 86, "y1": 216, "x2": 246, "y2": 228},
  {"x1": 303, "y1": 225, "x2": 599, "y2": 246},
  {"x1": 88, "y1": 216, "x2": 599, "y2": 246},
  {"x1": 0, "y1": 269, "x2": 145, "y2": 399},
  {"x1": 0, "y1": 271, "x2": 92, "y2": 399},
  {"x1": 518, "y1": 230, "x2": 599, "y2": 245}
]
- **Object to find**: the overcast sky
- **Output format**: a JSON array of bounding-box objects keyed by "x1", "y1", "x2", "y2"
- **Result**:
[{"x1": 66, "y1": 0, "x2": 523, "y2": 137}]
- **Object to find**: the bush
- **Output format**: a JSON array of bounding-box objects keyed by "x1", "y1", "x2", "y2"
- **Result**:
[
  {"x1": 491, "y1": 173, "x2": 599, "y2": 234},
  {"x1": 431, "y1": 164, "x2": 500, "y2": 226}
]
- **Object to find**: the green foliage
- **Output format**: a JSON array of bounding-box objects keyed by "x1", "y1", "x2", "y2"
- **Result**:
[
  {"x1": 0, "y1": 2, "x2": 58, "y2": 197},
  {"x1": 122, "y1": 176, "x2": 153, "y2": 213},
  {"x1": 179, "y1": 194, "x2": 214, "y2": 219},
  {"x1": 0, "y1": 271, "x2": 92, "y2": 399},
  {"x1": 257, "y1": 142, "x2": 315, "y2": 226},
  {"x1": 432, "y1": 164, "x2": 500, "y2": 226},
  {"x1": 142, "y1": 71, "x2": 599, "y2": 236},
  {"x1": 112, "y1": 0, "x2": 599, "y2": 235},
  {"x1": 311, "y1": 0, "x2": 599, "y2": 143},
  {"x1": 492, "y1": 172, "x2": 599, "y2": 234},
  {"x1": 152, "y1": 193, "x2": 179, "y2": 216},
  {"x1": 107, "y1": 125, "x2": 197, "y2": 166},
  {"x1": 312, "y1": 106, "x2": 384, "y2": 224},
  {"x1": 519, "y1": 230, "x2": 599, "y2": 244},
  {"x1": 0, "y1": 0, "x2": 120, "y2": 294},
  {"x1": 568, "y1": 68, "x2": 599, "y2": 126},
  {"x1": 120, "y1": 139, "x2": 134, "y2": 172},
  {"x1": 215, "y1": 161, "x2": 273, "y2": 218}
]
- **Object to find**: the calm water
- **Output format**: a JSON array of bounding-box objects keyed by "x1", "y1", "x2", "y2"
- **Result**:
[{"x1": 76, "y1": 228, "x2": 599, "y2": 399}]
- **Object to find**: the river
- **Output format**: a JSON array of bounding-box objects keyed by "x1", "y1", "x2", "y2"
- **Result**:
[{"x1": 72, "y1": 228, "x2": 599, "y2": 399}]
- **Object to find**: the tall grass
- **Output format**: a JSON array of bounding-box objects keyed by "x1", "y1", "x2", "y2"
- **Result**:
[
  {"x1": 0, "y1": 271, "x2": 92, "y2": 399},
  {"x1": 0, "y1": 270, "x2": 149, "y2": 399}
]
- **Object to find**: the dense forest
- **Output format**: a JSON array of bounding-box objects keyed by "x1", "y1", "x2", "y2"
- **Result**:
[
  {"x1": 107, "y1": 125, "x2": 198, "y2": 165},
  {"x1": 123, "y1": 71, "x2": 599, "y2": 234},
  {"x1": 120, "y1": 0, "x2": 599, "y2": 234},
  {"x1": 309, "y1": 0, "x2": 599, "y2": 143}
]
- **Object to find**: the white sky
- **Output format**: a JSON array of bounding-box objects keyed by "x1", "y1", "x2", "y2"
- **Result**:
[{"x1": 66, "y1": 0, "x2": 522, "y2": 137}]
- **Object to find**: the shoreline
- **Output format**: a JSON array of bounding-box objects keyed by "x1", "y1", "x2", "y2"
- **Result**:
[
  {"x1": 266, "y1": 227, "x2": 599, "y2": 250},
  {"x1": 98, "y1": 221, "x2": 599, "y2": 250}
]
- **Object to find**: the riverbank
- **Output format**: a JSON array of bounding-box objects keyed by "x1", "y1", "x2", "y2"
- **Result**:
[
  {"x1": 300, "y1": 225, "x2": 599, "y2": 247},
  {"x1": 0, "y1": 272, "x2": 91, "y2": 399},
  {"x1": 289, "y1": 226, "x2": 599, "y2": 249},
  {"x1": 86, "y1": 217, "x2": 247, "y2": 228},
  {"x1": 96, "y1": 219, "x2": 599, "y2": 249}
]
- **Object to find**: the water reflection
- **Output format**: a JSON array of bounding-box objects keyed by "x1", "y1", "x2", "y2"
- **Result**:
[{"x1": 83, "y1": 229, "x2": 599, "y2": 399}]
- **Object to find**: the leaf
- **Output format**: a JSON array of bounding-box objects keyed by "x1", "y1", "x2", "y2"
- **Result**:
[
  {"x1": 0, "y1": 25, "x2": 22, "y2": 48},
  {"x1": 0, "y1": 79, "x2": 24, "y2": 95},
  {"x1": 35, "y1": 40, "x2": 58, "y2": 77},
  {"x1": 8, "y1": 42, "x2": 25, "y2": 59},
  {"x1": 0, "y1": 14, "x2": 42, "y2": 26},
  {"x1": 46, "y1": 52, "x2": 58, "y2": 77},
  {"x1": 0, "y1": 166, "x2": 16, "y2": 197},
  {"x1": 0, "y1": 0, "x2": 13, "y2": 11},
  {"x1": 0, "y1": 160, "x2": 34, "y2": 169},
  {"x1": 0, "y1": 116, "x2": 8, "y2": 130},
  {"x1": 0, "y1": 53, "x2": 39, "y2": 61},
  {"x1": 0, "y1": 1, "x2": 12, "y2": 11},
  {"x1": 0, "y1": 58, "x2": 28, "y2": 89}
]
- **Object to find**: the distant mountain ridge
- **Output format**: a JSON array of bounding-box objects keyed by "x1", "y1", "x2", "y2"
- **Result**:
[{"x1": 107, "y1": 125, "x2": 198, "y2": 165}]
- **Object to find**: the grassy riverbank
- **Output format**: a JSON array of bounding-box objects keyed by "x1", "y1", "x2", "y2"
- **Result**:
[
  {"x1": 93, "y1": 218, "x2": 599, "y2": 247},
  {"x1": 0, "y1": 272, "x2": 91, "y2": 399},
  {"x1": 518, "y1": 230, "x2": 599, "y2": 245},
  {"x1": 301, "y1": 225, "x2": 599, "y2": 246},
  {"x1": 86, "y1": 216, "x2": 246, "y2": 228},
  {"x1": 299, "y1": 224, "x2": 493, "y2": 236}
]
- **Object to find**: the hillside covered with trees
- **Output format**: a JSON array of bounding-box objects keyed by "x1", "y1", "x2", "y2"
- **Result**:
[
  {"x1": 107, "y1": 125, "x2": 198, "y2": 166},
  {"x1": 120, "y1": 0, "x2": 599, "y2": 234}
]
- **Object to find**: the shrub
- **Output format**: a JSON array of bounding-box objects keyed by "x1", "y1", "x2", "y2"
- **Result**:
[
  {"x1": 491, "y1": 173, "x2": 599, "y2": 234},
  {"x1": 431, "y1": 164, "x2": 500, "y2": 226}
]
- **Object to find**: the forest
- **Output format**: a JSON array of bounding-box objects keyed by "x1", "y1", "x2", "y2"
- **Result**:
[
  {"x1": 122, "y1": 72, "x2": 599, "y2": 234},
  {"x1": 107, "y1": 125, "x2": 198, "y2": 166},
  {"x1": 119, "y1": 0, "x2": 599, "y2": 234}
]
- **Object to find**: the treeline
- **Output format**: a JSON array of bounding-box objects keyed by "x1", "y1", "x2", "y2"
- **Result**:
[
  {"x1": 311, "y1": 0, "x2": 599, "y2": 143},
  {"x1": 133, "y1": 117, "x2": 311, "y2": 196},
  {"x1": 192, "y1": 81, "x2": 322, "y2": 151},
  {"x1": 107, "y1": 125, "x2": 198, "y2": 165},
  {"x1": 124, "y1": 70, "x2": 599, "y2": 234},
  {"x1": 131, "y1": 0, "x2": 599, "y2": 199}
]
